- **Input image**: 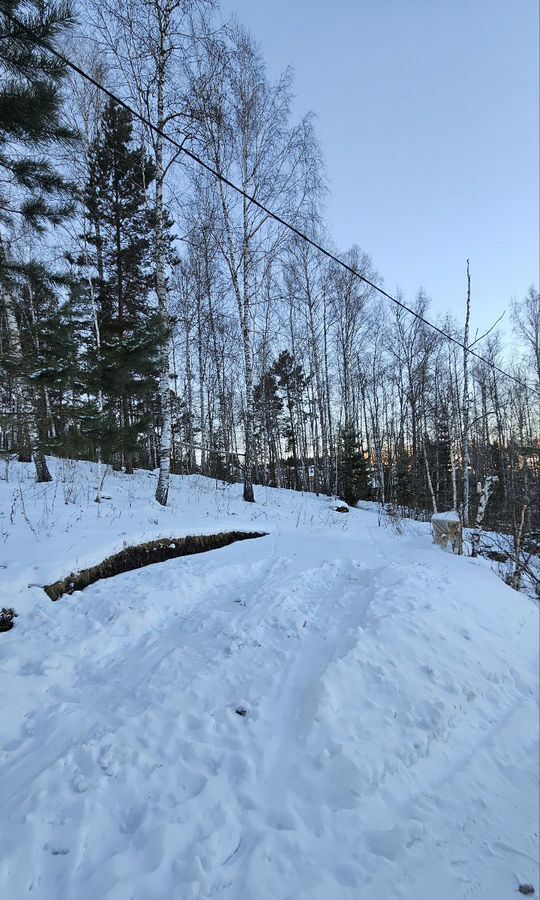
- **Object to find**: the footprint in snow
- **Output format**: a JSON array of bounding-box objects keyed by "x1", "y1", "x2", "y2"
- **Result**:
[
  {"x1": 366, "y1": 821, "x2": 425, "y2": 861},
  {"x1": 44, "y1": 843, "x2": 70, "y2": 856}
]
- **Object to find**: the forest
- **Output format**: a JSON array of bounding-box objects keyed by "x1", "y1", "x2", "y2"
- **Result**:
[{"x1": 0, "y1": 0, "x2": 538, "y2": 593}]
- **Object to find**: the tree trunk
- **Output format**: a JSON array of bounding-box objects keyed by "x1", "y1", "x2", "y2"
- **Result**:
[
  {"x1": 471, "y1": 475, "x2": 498, "y2": 557},
  {"x1": 4, "y1": 292, "x2": 52, "y2": 483},
  {"x1": 197, "y1": 291, "x2": 206, "y2": 474},
  {"x1": 423, "y1": 435, "x2": 438, "y2": 513},
  {"x1": 241, "y1": 316, "x2": 255, "y2": 503},
  {"x1": 462, "y1": 260, "x2": 471, "y2": 525},
  {"x1": 154, "y1": 57, "x2": 171, "y2": 506}
]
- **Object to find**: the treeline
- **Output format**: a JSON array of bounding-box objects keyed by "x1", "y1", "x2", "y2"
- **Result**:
[{"x1": 0, "y1": 0, "x2": 538, "y2": 585}]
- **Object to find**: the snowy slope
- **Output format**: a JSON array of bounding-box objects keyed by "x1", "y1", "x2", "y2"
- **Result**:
[{"x1": 0, "y1": 459, "x2": 538, "y2": 900}]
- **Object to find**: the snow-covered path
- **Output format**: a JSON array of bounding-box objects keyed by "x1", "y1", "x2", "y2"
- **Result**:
[{"x1": 0, "y1": 462, "x2": 538, "y2": 899}]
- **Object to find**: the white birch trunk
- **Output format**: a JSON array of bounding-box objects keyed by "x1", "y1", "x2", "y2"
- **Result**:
[
  {"x1": 423, "y1": 438, "x2": 438, "y2": 513},
  {"x1": 84, "y1": 236, "x2": 105, "y2": 502},
  {"x1": 154, "y1": 54, "x2": 172, "y2": 507},
  {"x1": 462, "y1": 260, "x2": 471, "y2": 525},
  {"x1": 470, "y1": 475, "x2": 498, "y2": 557},
  {"x1": 4, "y1": 293, "x2": 52, "y2": 483},
  {"x1": 197, "y1": 293, "x2": 206, "y2": 473},
  {"x1": 451, "y1": 440, "x2": 458, "y2": 510}
]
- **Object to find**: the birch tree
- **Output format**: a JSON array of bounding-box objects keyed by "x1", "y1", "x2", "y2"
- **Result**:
[
  {"x1": 93, "y1": 0, "x2": 214, "y2": 504},
  {"x1": 512, "y1": 286, "x2": 540, "y2": 388},
  {"x1": 188, "y1": 25, "x2": 321, "y2": 501},
  {"x1": 462, "y1": 260, "x2": 472, "y2": 526}
]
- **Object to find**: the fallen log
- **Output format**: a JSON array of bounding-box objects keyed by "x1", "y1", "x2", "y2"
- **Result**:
[{"x1": 44, "y1": 531, "x2": 267, "y2": 601}]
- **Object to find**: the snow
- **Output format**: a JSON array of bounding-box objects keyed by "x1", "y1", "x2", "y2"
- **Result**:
[
  {"x1": 432, "y1": 509, "x2": 461, "y2": 522},
  {"x1": 0, "y1": 459, "x2": 538, "y2": 900}
]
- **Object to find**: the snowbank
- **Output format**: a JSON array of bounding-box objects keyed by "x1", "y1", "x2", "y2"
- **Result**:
[{"x1": 0, "y1": 459, "x2": 538, "y2": 899}]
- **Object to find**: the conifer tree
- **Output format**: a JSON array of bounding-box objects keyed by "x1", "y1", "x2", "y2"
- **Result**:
[
  {"x1": 0, "y1": 0, "x2": 76, "y2": 238},
  {"x1": 81, "y1": 99, "x2": 161, "y2": 472},
  {"x1": 254, "y1": 370, "x2": 283, "y2": 486},
  {"x1": 272, "y1": 350, "x2": 308, "y2": 491},
  {"x1": 337, "y1": 424, "x2": 370, "y2": 507},
  {"x1": 0, "y1": 0, "x2": 77, "y2": 481}
]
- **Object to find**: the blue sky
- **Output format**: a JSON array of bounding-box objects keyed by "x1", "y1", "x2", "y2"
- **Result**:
[{"x1": 221, "y1": 0, "x2": 539, "y2": 336}]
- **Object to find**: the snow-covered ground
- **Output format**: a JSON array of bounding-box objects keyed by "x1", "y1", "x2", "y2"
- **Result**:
[{"x1": 0, "y1": 459, "x2": 538, "y2": 900}]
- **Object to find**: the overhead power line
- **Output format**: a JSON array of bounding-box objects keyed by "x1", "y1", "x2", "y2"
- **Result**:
[{"x1": 4, "y1": 9, "x2": 539, "y2": 399}]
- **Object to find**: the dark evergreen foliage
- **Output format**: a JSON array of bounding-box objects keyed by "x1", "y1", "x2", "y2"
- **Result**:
[
  {"x1": 0, "y1": 0, "x2": 77, "y2": 243},
  {"x1": 271, "y1": 350, "x2": 308, "y2": 490},
  {"x1": 79, "y1": 99, "x2": 161, "y2": 470},
  {"x1": 337, "y1": 423, "x2": 370, "y2": 507},
  {"x1": 0, "y1": 0, "x2": 77, "y2": 479}
]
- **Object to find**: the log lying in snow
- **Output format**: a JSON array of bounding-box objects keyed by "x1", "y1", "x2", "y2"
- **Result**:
[
  {"x1": 44, "y1": 531, "x2": 267, "y2": 601},
  {"x1": 431, "y1": 511, "x2": 462, "y2": 554}
]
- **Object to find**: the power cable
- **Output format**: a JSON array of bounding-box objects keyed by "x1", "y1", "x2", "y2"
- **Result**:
[{"x1": 3, "y1": 8, "x2": 539, "y2": 398}]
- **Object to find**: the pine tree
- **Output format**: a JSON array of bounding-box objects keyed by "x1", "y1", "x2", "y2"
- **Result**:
[
  {"x1": 393, "y1": 448, "x2": 413, "y2": 511},
  {"x1": 254, "y1": 370, "x2": 283, "y2": 487},
  {"x1": 337, "y1": 424, "x2": 370, "y2": 507},
  {"x1": 434, "y1": 406, "x2": 452, "y2": 509},
  {"x1": 0, "y1": 0, "x2": 77, "y2": 481},
  {"x1": 271, "y1": 350, "x2": 308, "y2": 491},
  {"x1": 81, "y1": 99, "x2": 161, "y2": 473},
  {"x1": 0, "y1": 0, "x2": 76, "y2": 239}
]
